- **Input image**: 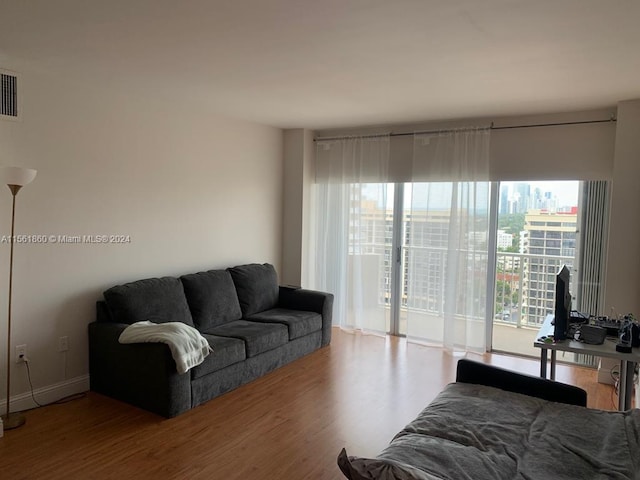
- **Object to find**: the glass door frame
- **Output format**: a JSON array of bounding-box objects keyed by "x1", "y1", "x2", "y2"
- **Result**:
[
  {"x1": 387, "y1": 181, "x2": 501, "y2": 344},
  {"x1": 485, "y1": 181, "x2": 500, "y2": 352},
  {"x1": 388, "y1": 183, "x2": 404, "y2": 336}
]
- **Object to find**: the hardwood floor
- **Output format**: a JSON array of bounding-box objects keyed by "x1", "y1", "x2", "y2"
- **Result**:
[{"x1": 0, "y1": 328, "x2": 616, "y2": 480}]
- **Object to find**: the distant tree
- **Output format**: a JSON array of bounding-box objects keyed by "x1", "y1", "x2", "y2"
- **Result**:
[
  {"x1": 498, "y1": 213, "x2": 525, "y2": 235},
  {"x1": 498, "y1": 213, "x2": 525, "y2": 252}
]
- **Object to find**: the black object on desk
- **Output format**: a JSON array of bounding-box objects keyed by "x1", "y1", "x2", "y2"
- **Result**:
[
  {"x1": 576, "y1": 324, "x2": 606, "y2": 345},
  {"x1": 594, "y1": 317, "x2": 623, "y2": 336},
  {"x1": 617, "y1": 320, "x2": 634, "y2": 353}
]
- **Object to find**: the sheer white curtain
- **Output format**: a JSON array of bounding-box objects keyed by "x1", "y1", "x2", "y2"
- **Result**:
[
  {"x1": 405, "y1": 128, "x2": 491, "y2": 353},
  {"x1": 313, "y1": 135, "x2": 391, "y2": 333}
]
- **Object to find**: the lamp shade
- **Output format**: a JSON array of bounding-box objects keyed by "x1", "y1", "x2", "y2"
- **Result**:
[{"x1": 1, "y1": 166, "x2": 37, "y2": 186}]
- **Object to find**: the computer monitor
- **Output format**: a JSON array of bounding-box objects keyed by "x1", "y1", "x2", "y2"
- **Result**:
[{"x1": 553, "y1": 265, "x2": 572, "y2": 340}]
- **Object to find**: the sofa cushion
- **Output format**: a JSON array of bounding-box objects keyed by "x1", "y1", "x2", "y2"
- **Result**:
[
  {"x1": 246, "y1": 308, "x2": 322, "y2": 340},
  {"x1": 228, "y1": 263, "x2": 279, "y2": 316},
  {"x1": 181, "y1": 270, "x2": 243, "y2": 330},
  {"x1": 204, "y1": 320, "x2": 288, "y2": 357},
  {"x1": 103, "y1": 276, "x2": 194, "y2": 327},
  {"x1": 190, "y1": 334, "x2": 247, "y2": 380}
]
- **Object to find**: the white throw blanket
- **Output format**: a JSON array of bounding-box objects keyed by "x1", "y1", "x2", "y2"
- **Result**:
[{"x1": 119, "y1": 321, "x2": 212, "y2": 374}]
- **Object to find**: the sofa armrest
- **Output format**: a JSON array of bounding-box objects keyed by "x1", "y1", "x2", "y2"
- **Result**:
[
  {"x1": 456, "y1": 359, "x2": 587, "y2": 407},
  {"x1": 278, "y1": 286, "x2": 334, "y2": 347},
  {"x1": 88, "y1": 321, "x2": 191, "y2": 417}
]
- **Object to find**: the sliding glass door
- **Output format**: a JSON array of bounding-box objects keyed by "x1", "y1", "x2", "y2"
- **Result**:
[
  {"x1": 400, "y1": 183, "x2": 489, "y2": 352},
  {"x1": 351, "y1": 181, "x2": 490, "y2": 352},
  {"x1": 314, "y1": 129, "x2": 492, "y2": 352},
  {"x1": 336, "y1": 178, "x2": 606, "y2": 358},
  {"x1": 348, "y1": 183, "x2": 395, "y2": 333},
  {"x1": 314, "y1": 163, "x2": 607, "y2": 359},
  {"x1": 316, "y1": 182, "x2": 395, "y2": 333},
  {"x1": 491, "y1": 180, "x2": 580, "y2": 356},
  {"x1": 490, "y1": 180, "x2": 609, "y2": 363}
]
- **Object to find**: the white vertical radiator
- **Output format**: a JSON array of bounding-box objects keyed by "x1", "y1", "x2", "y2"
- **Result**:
[{"x1": 576, "y1": 180, "x2": 610, "y2": 370}]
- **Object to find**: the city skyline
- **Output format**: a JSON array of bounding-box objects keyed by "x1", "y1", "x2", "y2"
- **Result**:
[
  {"x1": 500, "y1": 181, "x2": 579, "y2": 212},
  {"x1": 364, "y1": 181, "x2": 580, "y2": 213}
]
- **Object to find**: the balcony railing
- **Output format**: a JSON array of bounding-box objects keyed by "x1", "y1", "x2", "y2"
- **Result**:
[
  {"x1": 494, "y1": 251, "x2": 574, "y2": 329},
  {"x1": 352, "y1": 243, "x2": 574, "y2": 331}
]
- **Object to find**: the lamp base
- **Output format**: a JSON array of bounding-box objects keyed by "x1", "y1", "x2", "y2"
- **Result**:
[{"x1": 1, "y1": 411, "x2": 26, "y2": 430}]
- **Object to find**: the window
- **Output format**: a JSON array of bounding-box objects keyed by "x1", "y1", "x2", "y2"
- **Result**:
[{"x1": 491, "y1": 180, "x2": 609, "y2": 364}]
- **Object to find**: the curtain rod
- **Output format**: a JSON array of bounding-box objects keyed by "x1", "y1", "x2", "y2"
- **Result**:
[
  {"x1": 314, "y1": 117, "x2": 617, "y2": 141},
  {"x1": 490, "y1": 117, "x2": 616, "y2": 131}
]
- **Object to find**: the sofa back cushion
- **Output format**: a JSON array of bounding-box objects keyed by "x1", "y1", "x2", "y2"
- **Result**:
[
  {"x1": 228, "y1": 263, "x2": 279, "y2": 316},
  {"x1": 103, "y1": 276, "x2": 195, "y2": 327},
  {"x1": 181, "y1": 270, "x2": 243, "y2": 330}
]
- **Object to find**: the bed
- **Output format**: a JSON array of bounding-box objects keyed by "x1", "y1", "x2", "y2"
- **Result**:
[{"x1": 338, "y1": 359, "x2": 640, "y2": 480}]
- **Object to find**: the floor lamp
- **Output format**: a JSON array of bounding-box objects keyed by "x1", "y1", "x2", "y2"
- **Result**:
[{"x1": 2, "y1": 166, "x2": 37, "y2": 430}]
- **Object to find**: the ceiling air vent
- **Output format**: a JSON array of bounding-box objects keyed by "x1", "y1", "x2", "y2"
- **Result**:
[{"x1": 1, "y1": 71, "x2": 19, "y2": 119}]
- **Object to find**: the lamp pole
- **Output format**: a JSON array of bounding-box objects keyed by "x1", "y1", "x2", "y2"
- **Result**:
[
  {"x1": 1, "y1": 166, "x2": 37, "y2": 431},
  {"x1": 3, "y1": 185, "x2": 25, "y2": 429}
]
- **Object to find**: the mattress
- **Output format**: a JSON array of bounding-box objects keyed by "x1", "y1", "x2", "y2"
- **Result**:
[{"x1": 338, "y1": 382, "x2": 640, "y2": 480}]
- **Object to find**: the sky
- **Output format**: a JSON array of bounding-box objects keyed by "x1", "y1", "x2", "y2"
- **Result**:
[
  {"x1": 363, "y1": 180, "x2": 580, "y2": 211},
  {"x1": 501, "y1": 181, "x2": 580, "y2": 209}
]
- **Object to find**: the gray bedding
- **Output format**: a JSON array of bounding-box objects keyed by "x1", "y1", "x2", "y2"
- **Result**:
[{"x1": 338, "y1": 383, "x2": 640, "y2": 480}]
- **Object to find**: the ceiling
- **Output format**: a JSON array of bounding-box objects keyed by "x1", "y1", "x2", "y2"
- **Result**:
[{"x1": 1, "y1": 0, "x2": 639, "y2": 129}]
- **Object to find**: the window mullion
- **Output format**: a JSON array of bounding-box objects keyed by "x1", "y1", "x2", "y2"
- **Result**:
[{"x1": 389, "y1": 183, "x2": 404, "y2": 336}]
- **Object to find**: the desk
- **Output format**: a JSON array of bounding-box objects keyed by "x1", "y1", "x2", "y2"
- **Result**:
[{"x1": 533, "y1": 314, "x2": 640, "y2": 410}]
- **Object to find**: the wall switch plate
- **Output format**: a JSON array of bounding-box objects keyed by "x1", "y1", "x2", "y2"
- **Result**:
[{"x1": 58, "y1": 336, "x2": 69, "y2": 352}]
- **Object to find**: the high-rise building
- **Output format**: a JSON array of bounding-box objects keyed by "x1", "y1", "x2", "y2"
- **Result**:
[
  {"x1": 496, "y1": 229, "x2": 513, "y2": 249},
  {"x1": 500, "y1": 184, "x2": 509, "y2": 215},
  {"x1": 521, "y1": 208, "x2": 578, "y2": 324},
  {"x1": 514, "y1": 183, "x2": 531, "y2": 213}
]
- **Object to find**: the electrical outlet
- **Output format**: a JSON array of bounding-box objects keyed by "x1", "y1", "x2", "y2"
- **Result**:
[
  {"x1": 15, "y1": 344, "x2": 26, "y2": 363},
  {"x1": 58, "y1": 336, "x2": 69, "y2": 352}
]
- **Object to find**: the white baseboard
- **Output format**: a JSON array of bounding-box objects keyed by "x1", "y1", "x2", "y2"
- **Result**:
[{"x1": 0, "y1": 375, "x2": 90, "y2": 413}]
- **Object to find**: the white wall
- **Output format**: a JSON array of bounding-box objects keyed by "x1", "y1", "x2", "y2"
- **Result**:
[
  {"x1": 282, "y1": 130, "x2": 303, "y2": 285},
  {"x1": 282, "y1": 129, "x2": 314, "y2": 287},
  {"x1": 0, "y1": 66, "x2": 283, "y2": 407}
]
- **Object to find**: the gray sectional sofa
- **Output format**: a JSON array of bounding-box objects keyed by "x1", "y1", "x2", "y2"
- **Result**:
[{"x1": 88, "y1": 263, "x2": 333, "y2": 417}]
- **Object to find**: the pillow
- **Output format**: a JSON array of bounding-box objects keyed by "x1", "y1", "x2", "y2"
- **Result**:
[
  {"x1": 180, "y1": 270, "x2": 243, "y2": 330},
  {"x1": 103, "y1": 276, "x2": 195, "y2": 327},
  {"x1": 228, "y1": 263, "x2": 279, "y2": 316}
]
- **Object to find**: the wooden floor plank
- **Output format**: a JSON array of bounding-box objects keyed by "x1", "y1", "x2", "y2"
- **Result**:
[{"x1": 0, "y1": 329, "x2": 617, "y2": 479}]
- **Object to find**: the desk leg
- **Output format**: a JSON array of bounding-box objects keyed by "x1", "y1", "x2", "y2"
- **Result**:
[
  {"x1": 550, "y1": 350, "x2": 556, "y2": 381},
  {"x1": 540, "y1": 348, "x2": 547, "y2": 378},
  {"x1": 621, "y1": 361, "x2": 635, "y2": 411},
  {"x1": 619, "y1": 361, "x2": 628, "y2": 411}
]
